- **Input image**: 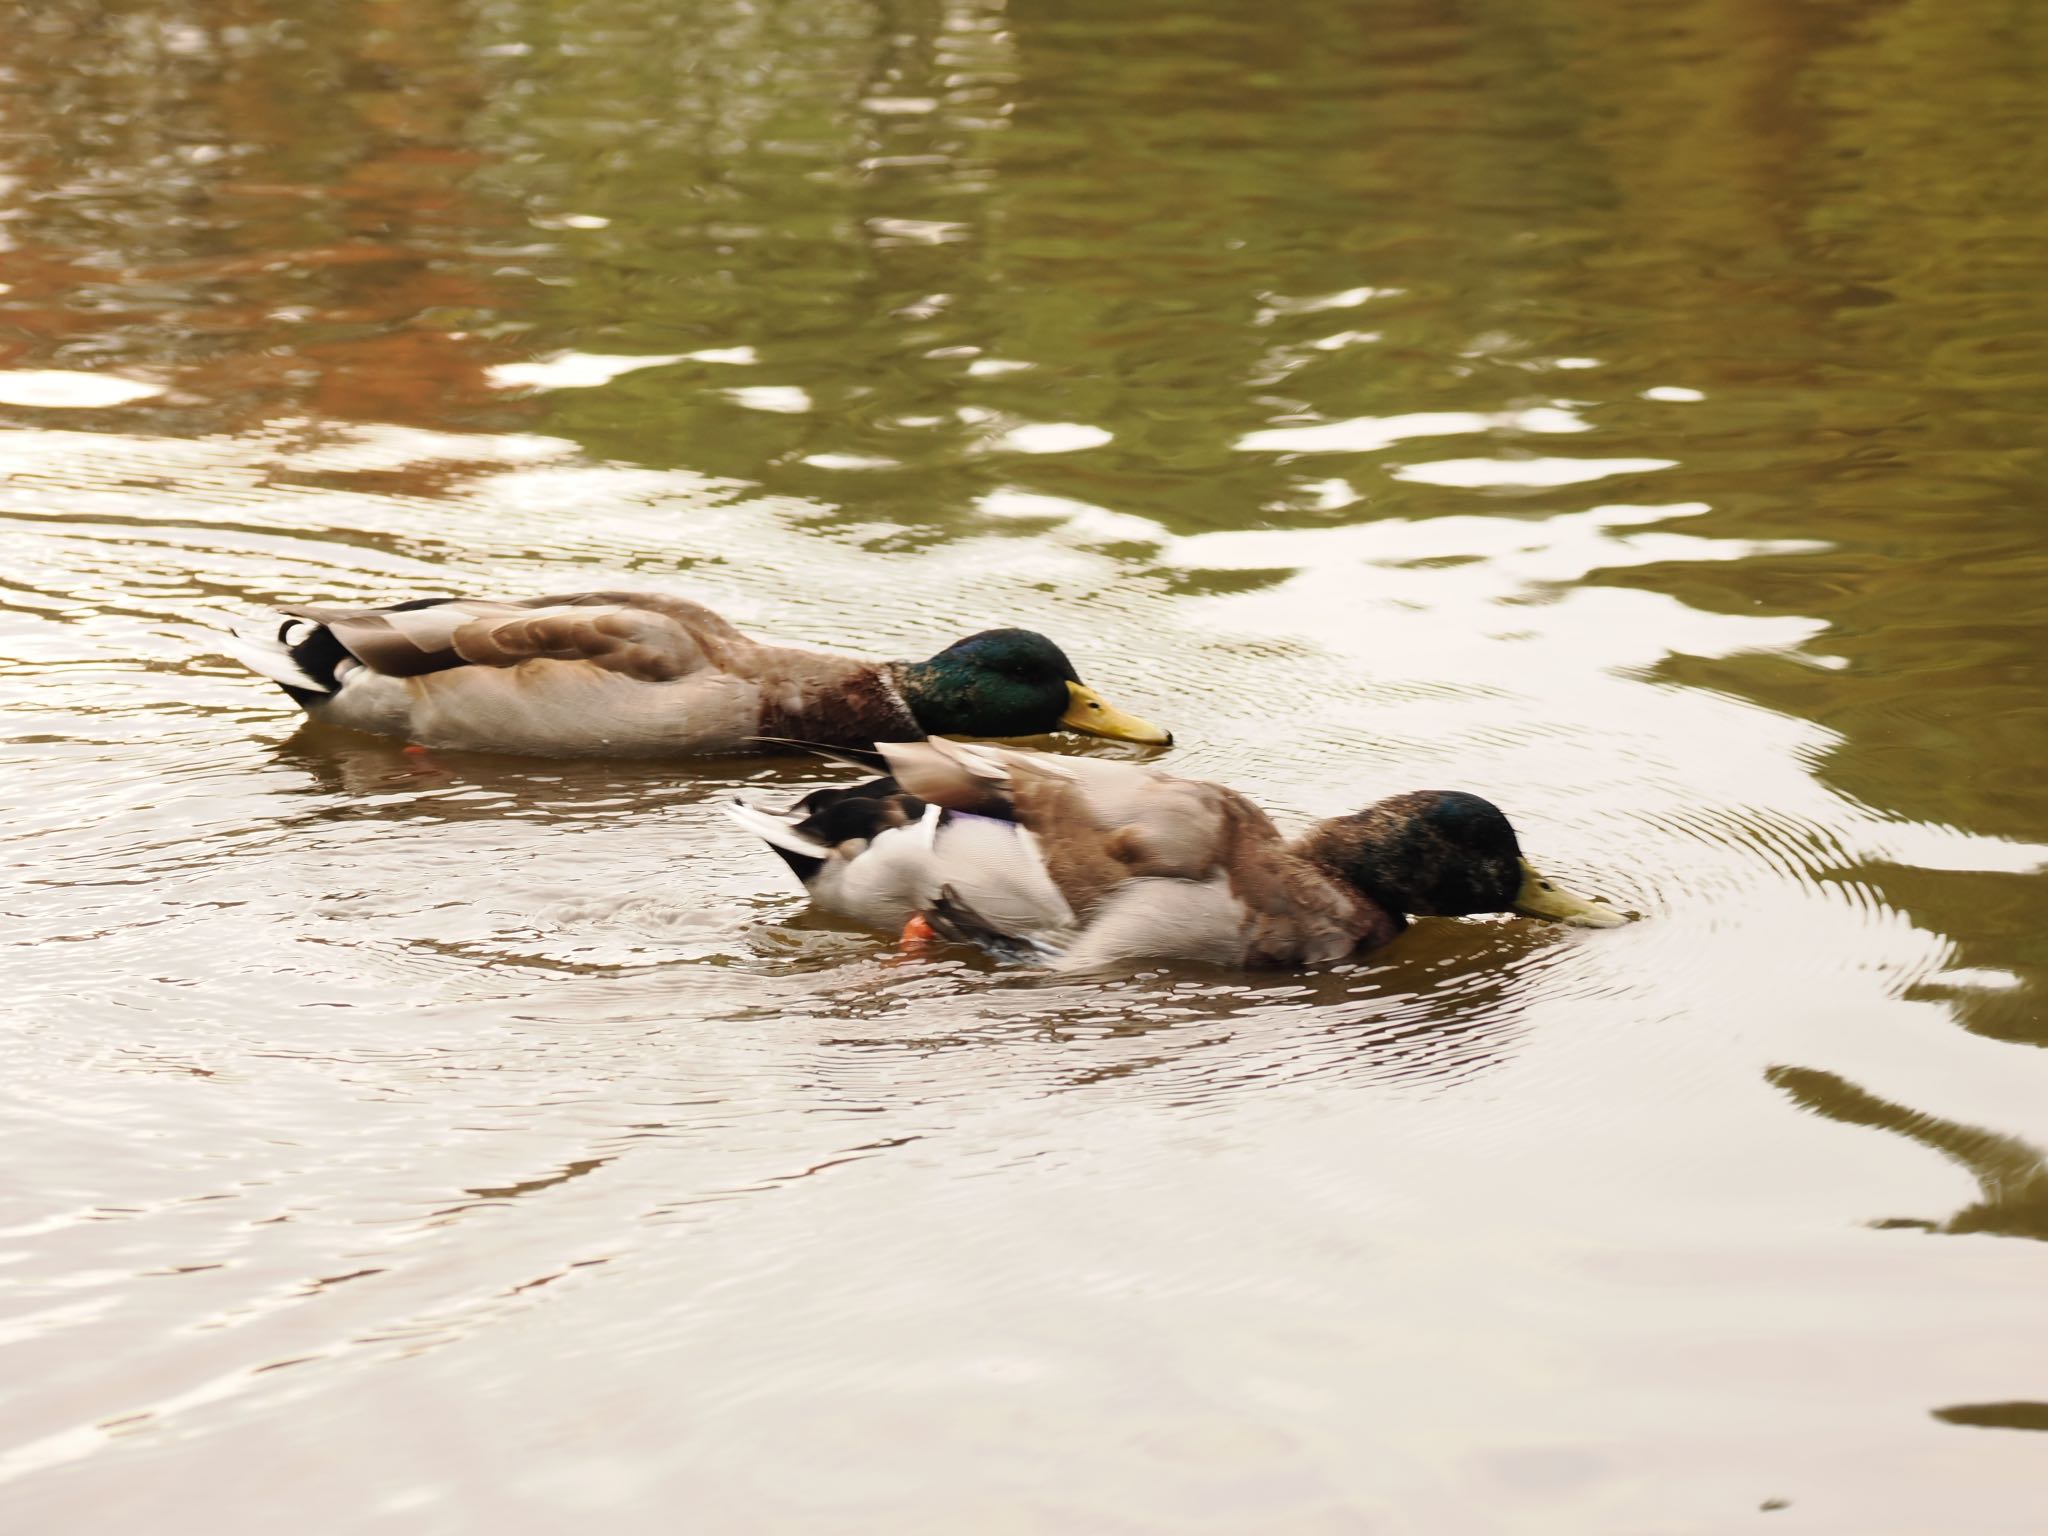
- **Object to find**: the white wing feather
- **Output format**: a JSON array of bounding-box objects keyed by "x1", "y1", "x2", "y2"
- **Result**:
[
  {"x1": 721, "y1": 799, "x2": 831, "y2": 859},
  {"x1": 729, "y1": 791, "x2": 1076, "y2": 943},
  {"x1": 922, "y1": 813, "x2": 1076, "y2": 940}
]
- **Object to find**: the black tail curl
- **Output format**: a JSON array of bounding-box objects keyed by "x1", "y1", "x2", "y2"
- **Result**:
[
  {"x1": 275, "y1": 618, "x2": 349, "y2": 704},
  {"x1": 785, "y1": 776, "x2": 928, "y2": 849}
]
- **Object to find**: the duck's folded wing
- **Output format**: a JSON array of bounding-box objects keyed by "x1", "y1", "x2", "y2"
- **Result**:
[
  {"x1": 874, "y1": 738, "x2": 1176, "y2": 821},
  {"x1": 290, "y1": 596, "x2": 717, "y2": 683},
  {"x1": 874, "y1": 738, "x2": 1285, "y2": 918},
  {"x1": 870, "y1": 738, "x2": 1027, "y2": 814},
  {"x1": 923, "y1": 812, "x2": 1079, "y2": 939}
]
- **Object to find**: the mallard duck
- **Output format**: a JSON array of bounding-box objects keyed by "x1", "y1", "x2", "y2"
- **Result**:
[
  {"x1": 224, "y1": 590, "x2": 1171, "y2": 756},
  {"x1": 726, "y1": 739, "x2": 1629, "y2": 970}
]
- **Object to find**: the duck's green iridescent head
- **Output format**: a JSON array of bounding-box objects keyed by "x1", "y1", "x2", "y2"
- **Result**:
[
  {"x1": 1302, "y1": 790, "x2": 1628, "y2": 926},
  {"x1": 897, "y1": 628, "x2": 1171, "y2": 745}
]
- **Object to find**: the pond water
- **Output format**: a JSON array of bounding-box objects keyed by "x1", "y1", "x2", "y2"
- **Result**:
[{"x1": 4, "y1": 0, "x2": 2047, "y2": 1530}]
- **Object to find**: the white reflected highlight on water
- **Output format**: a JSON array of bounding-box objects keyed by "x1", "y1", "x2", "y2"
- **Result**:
[
  {"x1": 722, "y1": 385, "x2": 814, "y2": 414},
  {"x1": 1394, "y1": 455, "x2": 1676, "y2": 488},
  {"x1": 1308, "y1": 328, "x2": 1381, "y2": 352},
  {"x1": 987, "y1": 422, "x2": 1113, "y2": 454},
  {"x1": 975, "y1": 488, "x2": 1161, "y2": 544},
  {"x1": 800, "y1": 452, "x2": 899, "y2": 470},
  {"x1": 865, "y1": 216, "x2": 969, "y2": 245},
  {"x1": 485, "y1": 353, "x2": 685, "y2": 391},
  {"x1": 1300, "y1": 478, "x2": 1360, "y2": 511},
  {"x1": 0, "y1": 371, "x2": 162, "y2": 408},
  {"x1": 1254, "y1": 285, "x2": 1399, "y2": 323},
  {"x1": 684, "y1": 346, "x2": 758, "y2": 365},
  {"x1": 861, "y1": 95, "x2": 939, "y2": 114},
  {"x1": 1237, "y1": 406, "x2": 1588, "y2": 454},
  {"x1": 1166, "y1": 503, "x2": 1831, "y2": 676}
]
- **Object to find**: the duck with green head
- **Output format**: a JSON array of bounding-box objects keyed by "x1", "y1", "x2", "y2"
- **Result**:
[
  {"x1": 726, "y1": 739, "x2": 1632, "y2": 971},
  {"x1": 891, "y1": 627, "x2": 1164, "y2": 742},
  {"x1": 223, "y1": 590, "x2": 1171, "y2": 757}
]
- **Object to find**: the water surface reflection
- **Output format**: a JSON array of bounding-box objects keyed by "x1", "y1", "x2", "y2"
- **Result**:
[{"x1": 4, "y1": 0, "x2": 2048, "y2": 1529}]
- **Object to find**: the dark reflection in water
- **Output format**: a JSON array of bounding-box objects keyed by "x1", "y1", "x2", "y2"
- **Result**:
[
  {"x1": 1769, "y1": 1065, "x2": 2048, "y2": 1243},
  {"x1": 804, "y1": 925, "x2": 1547, "y2": 1101},
  {"x1": 462, "y1": 1156, "x2": 611, "y2": 1206},
  {"x1": 267, "y1": 729, "x2": 764, "y2": 817},
  {"x1": 1932, "y1": 1402, "x2": 2048, "y2": 1434}
]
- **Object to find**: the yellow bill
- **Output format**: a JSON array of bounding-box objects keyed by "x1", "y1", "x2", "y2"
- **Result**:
[
  {"x1": 1060, "y1": 681, "x2": 1173, "y2": 746},
  {"x1": 1514, "y1": 858, "x2": 1631, "y2": 928}
]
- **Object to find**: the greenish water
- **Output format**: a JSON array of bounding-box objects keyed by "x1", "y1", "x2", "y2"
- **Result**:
[{"x1": 3, "y1": 1, "x2": 2046, "y2": 1529}]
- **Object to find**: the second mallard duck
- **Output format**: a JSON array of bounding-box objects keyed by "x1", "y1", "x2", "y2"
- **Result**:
[
  {"x1": 727, "y1": 739, "x2": 1630, "y2": 971},
  {"x1": 224, "y1": 590, "x2": 1170, "y2": 756}
]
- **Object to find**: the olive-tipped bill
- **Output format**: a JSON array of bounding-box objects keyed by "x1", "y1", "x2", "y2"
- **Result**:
[
  {"x1": 1513, "y1": 859, "x2": 1631, "y2": 928},
  {"x1": 1059, "y1": 681, "x2": 1173, "y2": 746}
]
